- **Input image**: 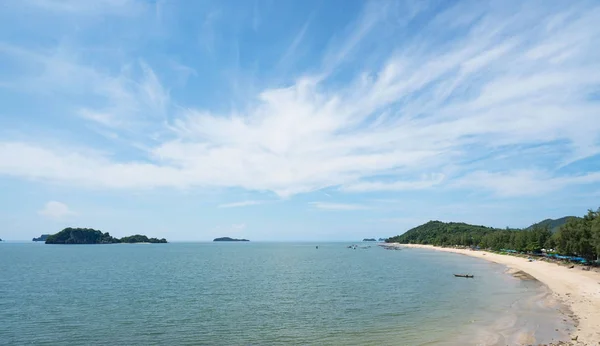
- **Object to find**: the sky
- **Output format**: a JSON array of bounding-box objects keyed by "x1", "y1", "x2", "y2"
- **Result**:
[{"x1": 1, "y1": 0, "x2": 599, "y2": 241}]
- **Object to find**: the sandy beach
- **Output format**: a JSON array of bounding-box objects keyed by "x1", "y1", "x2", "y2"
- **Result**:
[{"x1": 386, "y1": 243, "x2": 600, "y2": 345}]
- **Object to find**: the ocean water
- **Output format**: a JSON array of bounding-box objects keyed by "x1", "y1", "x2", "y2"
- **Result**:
[{"x1": 0, "y1": 243, "x2": 569, "y2": 345}]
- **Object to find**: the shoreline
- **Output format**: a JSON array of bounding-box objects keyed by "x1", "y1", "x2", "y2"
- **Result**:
[
  {"x1": 385, "y1": 243, "x2": 600, "y2": 345},
  {"x1": 454, "y1": 283, "x2": 574, "y2": 346}
]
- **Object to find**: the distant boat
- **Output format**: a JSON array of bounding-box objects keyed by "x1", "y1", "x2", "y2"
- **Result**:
[
  {"x1": 454, "y1": 274, "x2": 474, "y2": 278},
  {"x1": 316, "y1": 246, "x2": 319, "y2": 249}
]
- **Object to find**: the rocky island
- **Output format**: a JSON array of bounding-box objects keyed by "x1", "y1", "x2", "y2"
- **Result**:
[
  {"x1": 32, "y1": 234, "x2": 50, "y2": 242},
  {"x1": 362, "y1": 238, "x2": 377, "y2": 242},
  {"x1": 45, "y1": 228, "x2": 167, "y2": 244},
  {"x1": 213, "y1": 237, "x2": 249, "y2": 242}
]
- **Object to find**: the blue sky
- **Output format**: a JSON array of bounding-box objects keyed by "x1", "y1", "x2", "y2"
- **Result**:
[{"x1": 1, "y1": 0, "x2": 599, "y2": 241}]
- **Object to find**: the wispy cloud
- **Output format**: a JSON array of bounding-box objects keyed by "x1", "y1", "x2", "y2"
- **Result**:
[
  {"x1": 453, "y1": 170, "x2": 600, "y2": 198},
  {"x1": 218, "y1": 200, "x2": 266, "y2": 208},
  {"x1": 199, "y1": 9, "x2": 221, "y2": 55},
  {"x1": 277, "y1": 16, "x2": 312, "y2": 70},
  {"x1": 0, "y1": 43, "x2": 169, "y2": 131},
  {"x1": 309, "y1": 202, "x2": 370, "y2": 211},
  {"x1": 342, "y1": 174, "x2": 445, "y2": 192},
  {"x1": 0, "y1": 1, "x2": 599, "y2": 201},
  {"x1": 321, "y1": 1, "x2": 389, "y2": 73},
  {"x1": 21, "y1": 0, "x2": 145, "y2": 16},
  {"x1": 251, "y1": 1, "x2": 260, "y2": 32},
  {"x1": 170, "y1": 60, "x2": 198, "y2": 86}
]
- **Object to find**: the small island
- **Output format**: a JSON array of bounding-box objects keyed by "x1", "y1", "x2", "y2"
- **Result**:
[
  {"x1": 32, "y1": 234, "x2": 50, "y2": 242},
  {"x1": 213, "y1": 237, "x2": 249, "y2": 242},
  {"x1": 45, "y1": 228, "x2": 167, "y2": 244},
  {"x1": 362, "y1": 238, "x2": 377, "y2": 242},
  {"x1": 119, "y1": 234, "x2": 168, "y2": 243}
]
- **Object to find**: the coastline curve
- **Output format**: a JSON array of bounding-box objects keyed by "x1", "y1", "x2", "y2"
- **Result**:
[{"x1": 386, "y1": 243, "x2": 600, "y2": 345}]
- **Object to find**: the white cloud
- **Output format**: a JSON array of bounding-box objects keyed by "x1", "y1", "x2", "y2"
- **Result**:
[
  {"x1": 277, "y1": 18, "x2": 311, "y2": 70},
  {"x1": 453, "y1": 170, "x2": 600, "y2": 197},
  {"x1": 78, "y1": 109, "x2": 118, "y2": 127},
  {"x1": 251, "y1": 1, "x2": 260, "y2": 32},
  {"x1": 309, "y1": 202, "x2": 370, "y2": 211},
  {"x1": 0, "y1": 42, "x2": 168, "y2": 131},
  {"x1": 342, "y1": 174, "x2": 445, "y2": 192},
  {"x1": 38, "y1": 201, "x2": 75, "y2": 220},
  {"x1": 21, "y1": 0, "x2": 144, "y2": 16},
  {"x1": 200, "y1": 9, "x2": 221, "y2": 55},
  {"x1": 170, "y1": 60, "x2": 198, "y2": 86},
  {"x1": 218, "y1": 200, "x2": 266, "y2": 208},
  {"x1": 1, "y1": 2, "x2": 600, "y2": 198}
]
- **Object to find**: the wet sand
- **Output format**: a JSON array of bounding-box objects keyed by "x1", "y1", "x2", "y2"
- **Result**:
[{"x1": 384, "y1": 243, "x2": 600, "y2": 345}]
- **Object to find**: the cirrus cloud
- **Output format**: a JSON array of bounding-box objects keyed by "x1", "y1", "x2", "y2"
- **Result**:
[
  {"x1": 0, "y1": 0, "x2": 599, "y2": 201},
  {"x1": 309, "y1": 202, "x2": 370, "y2": 211}
]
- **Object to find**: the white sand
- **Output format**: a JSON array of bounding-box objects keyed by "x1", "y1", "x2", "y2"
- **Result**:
[{"x1": 389, "y1": 243, "x2": 600, "y2": 345}]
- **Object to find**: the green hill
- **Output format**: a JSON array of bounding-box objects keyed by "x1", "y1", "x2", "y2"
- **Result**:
[
  {"x1": 45, "y1": 228, "x2": 167, "y2": 244},
  {"x1": 387, "y1": 216, "x2": 581, "y2": 246},
  {"x1": 385, "y1": 208, "x2": 600, "y2": 261},
  {"x1": 386, "y1": 221, "x2": 508, "y2": 246},
  {"x1": 386, "y1": 220, "x2": 552, "y2": 252},
  {"x1": 526, "y1": 216, "x2": 579, "y2": 233}
]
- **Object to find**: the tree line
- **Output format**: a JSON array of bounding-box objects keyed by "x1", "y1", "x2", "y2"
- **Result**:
[{"x1": 386, "y1": 208, "x2": 600, "y2": 261}]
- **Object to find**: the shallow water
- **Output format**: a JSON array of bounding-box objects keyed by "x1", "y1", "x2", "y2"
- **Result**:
[{"x1": 0, "y1": 243, "x2": 570, "y2": 345}]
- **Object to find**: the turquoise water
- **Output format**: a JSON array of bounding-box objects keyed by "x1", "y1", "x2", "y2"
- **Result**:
[{"x1": 0, "y1": 243, "x2": 561, "y2": 345}]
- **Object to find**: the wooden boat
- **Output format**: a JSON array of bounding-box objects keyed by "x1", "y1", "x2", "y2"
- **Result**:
[{"x1": 454, "y1": 274, "x2": 474, "y2": 278}]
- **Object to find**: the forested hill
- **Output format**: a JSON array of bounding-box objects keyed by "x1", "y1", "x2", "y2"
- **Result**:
[
  {"x1": 385, "y1": 208, "x2": 600, "y2": 261},
  {"x1": 385, "y1": 221, "x2": 511, "y2": 246},
  {"x1": 45, "y1": 228, "x2": 167, "y2": 244},
  {"x1": 526, "y1": 216, "x2": 579, "y2": 233}
]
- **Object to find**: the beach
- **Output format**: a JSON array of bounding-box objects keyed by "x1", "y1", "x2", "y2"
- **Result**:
[{"x1": 387, "y1": 243, "x2": 600, "y2": 345}]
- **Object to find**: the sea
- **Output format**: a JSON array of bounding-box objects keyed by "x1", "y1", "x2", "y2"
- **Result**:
[{"x1": 0, "y1": 242, "x2": 573, "y2": 345}]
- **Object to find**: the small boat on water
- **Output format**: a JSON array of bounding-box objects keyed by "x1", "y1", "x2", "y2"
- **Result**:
[{"x1": 454, "y1": 274, "x2": 474, "y2": 278}]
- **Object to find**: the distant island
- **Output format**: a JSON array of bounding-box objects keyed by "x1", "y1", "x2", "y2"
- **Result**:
[
  {"x1": 45, "y1": 228, "x2": 167, "y2": 244},
  {"x1": 213, "y1": 237, "x2": 249, "y2": 242},
  {"x1": 32, "y1": 234, "x2": 50, "y2": 242},
  {"x1": 362, "y1": 238, "x2": 377, "y2": 242},
  {"x1": 120, "y1": 234, "x2": 168, "y2": 243},
  {"x1": 378, "y1": 238, "x2": 386, "y2": 242}
]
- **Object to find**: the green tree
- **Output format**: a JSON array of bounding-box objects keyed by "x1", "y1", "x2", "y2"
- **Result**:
[
  {"x1": 592, "y1": 213, "x2": 600, "y2": 261},
  {"x1": 387, "y1": 209, "x2": 598, "y2": 261}
]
